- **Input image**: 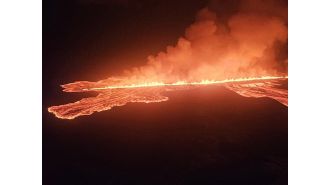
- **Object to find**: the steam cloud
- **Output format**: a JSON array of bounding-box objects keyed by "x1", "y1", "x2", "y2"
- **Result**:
[{"x1": 119, "y1": 0, "x2": 288, "y2": 84}]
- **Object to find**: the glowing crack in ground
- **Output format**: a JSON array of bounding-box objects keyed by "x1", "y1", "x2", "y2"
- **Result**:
[{"x1": 48, "y1": 76, "x2": 287, "y2": 119}]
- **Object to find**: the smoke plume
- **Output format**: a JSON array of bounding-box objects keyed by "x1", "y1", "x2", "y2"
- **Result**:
[{"x1": 118, "y1": 0, "x2": 288, "y2": 84}]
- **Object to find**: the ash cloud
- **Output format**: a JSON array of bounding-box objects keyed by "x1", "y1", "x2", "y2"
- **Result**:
[{"x1": 120, "y1": 0, "x2": 288, "y2": 83}]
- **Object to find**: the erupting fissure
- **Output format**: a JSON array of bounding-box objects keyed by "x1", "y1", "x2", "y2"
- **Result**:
[
  {"x1": 48, "y1": 2, "x2": 288, "y2": 120},
  {"x1": 48, "y1": 76, "x2": 287, "y2": 120},
  {"x1": 84, "y1": 76, "x2": 286, "y2": 91}
]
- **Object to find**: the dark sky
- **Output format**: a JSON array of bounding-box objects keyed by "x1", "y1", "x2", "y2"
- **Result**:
[{"x1": 43, "y1": 0, "x2": 209, "y2": 83}]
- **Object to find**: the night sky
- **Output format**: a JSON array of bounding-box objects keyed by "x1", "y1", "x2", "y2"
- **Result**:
[{"x1": 43, "y1": 0, "x2": 208, "y2": 84}]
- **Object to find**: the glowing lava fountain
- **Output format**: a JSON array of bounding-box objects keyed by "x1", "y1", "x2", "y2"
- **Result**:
[{"x1": 48, "y1": 76, "x2": 287, "y2": 119}]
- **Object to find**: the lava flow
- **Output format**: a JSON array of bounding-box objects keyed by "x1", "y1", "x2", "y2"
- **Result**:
[{"x1": 48, "y1": 76, "x2": 287, "y2": 120}]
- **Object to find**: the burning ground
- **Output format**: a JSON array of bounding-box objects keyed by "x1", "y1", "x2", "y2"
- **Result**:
[{"x1": 48, "y1": 77, "x2": 287, "y2": 119}]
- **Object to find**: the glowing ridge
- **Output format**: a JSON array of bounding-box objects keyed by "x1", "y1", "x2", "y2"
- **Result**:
[
  {"x1": 84, "y1": 76, "x2": 287, "y2": 91},
  {"x1": 48, "y1": 76, "x2": 288, "y2": 120}
]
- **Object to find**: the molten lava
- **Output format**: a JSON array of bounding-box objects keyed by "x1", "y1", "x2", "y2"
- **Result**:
[{"x1": 48, "y1": 76, "x2": 287, "y2": 119}]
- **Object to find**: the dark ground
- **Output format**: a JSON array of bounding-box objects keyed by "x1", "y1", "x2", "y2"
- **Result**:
[
  {"x1": 43, "y1": 0, "x2": 287, "y2": 184},
  {"x1": 43, "y1": 85, "x2": 288, "y2": 185}
]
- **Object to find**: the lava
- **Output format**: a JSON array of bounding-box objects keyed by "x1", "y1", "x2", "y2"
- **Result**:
[
  {"x1": 48, "y1": 76, "x2": 287, "y2": 119},
  {"x1": 81, "y1": 76, "x2": 286, "y2": 91},
  {"x1": 225, "y1": 79, "x2": 288, "y2": 106}
]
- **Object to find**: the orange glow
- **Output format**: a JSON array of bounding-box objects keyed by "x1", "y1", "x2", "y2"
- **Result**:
[
  {"x1": 82, "y1": 76, "x2": 287, "y2": 91},
  {"x1": 48, "y1": 76, "x2": 287, "y2": 120},
  {"x1": 48, "y1": 6, "x2": 288, "y2": 120}
]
